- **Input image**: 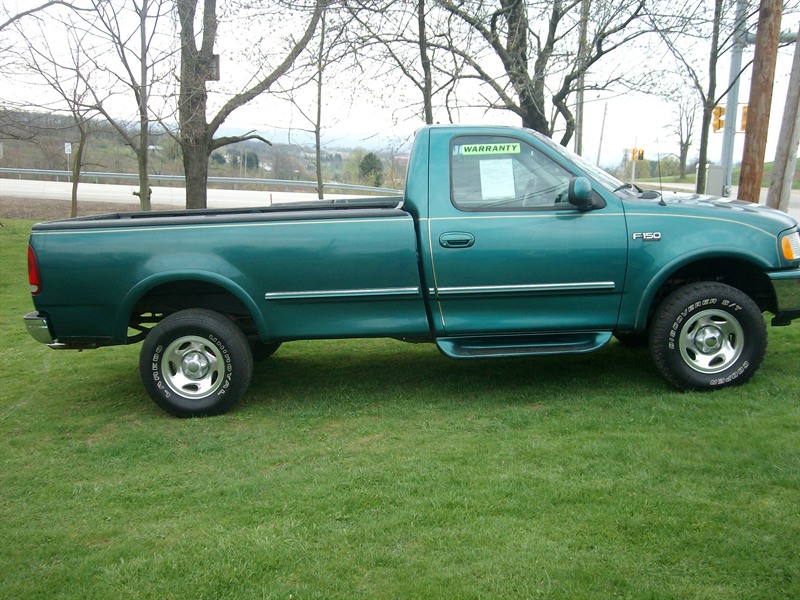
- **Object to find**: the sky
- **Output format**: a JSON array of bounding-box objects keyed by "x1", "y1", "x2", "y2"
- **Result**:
[
  {"x1": 2, "y1": 2, "x2": 799, "y2": 174},
  {"x1": 226, "y1": 46, "x2": 799, "y2": 172},
  {"x1": 217, "y1": 18, "x2": 800, "y2": 172}
]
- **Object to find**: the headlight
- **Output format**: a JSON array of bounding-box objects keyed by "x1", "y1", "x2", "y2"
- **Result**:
[{"x1": 782, "y1": 231, "x2": 800, "y2": 261}]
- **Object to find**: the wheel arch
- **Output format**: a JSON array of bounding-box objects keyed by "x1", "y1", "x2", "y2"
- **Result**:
[
  {"x1": 633, "y1": 253, "x2": 776, "y2": 332},
  {"x1": 114, "y1": 271, "x2": 267, "y2": 343}
]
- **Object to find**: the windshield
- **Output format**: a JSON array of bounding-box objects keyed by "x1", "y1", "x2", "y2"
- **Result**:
[{"x1": 528, "y1": 129, "x2": 629, "y2": 194}]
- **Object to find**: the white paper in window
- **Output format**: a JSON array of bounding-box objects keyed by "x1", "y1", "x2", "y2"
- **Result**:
[{"x1": 479, "y1": 159, "x2": 515, "y2": 200}]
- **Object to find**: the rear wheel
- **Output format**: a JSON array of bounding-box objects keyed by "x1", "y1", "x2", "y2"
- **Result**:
[
  {"x1": 140, "y1": 309, "x2": 253, "y2": 417},
  {"x1": 649, "y1": 282, "x2": 766, "y2": 390}
]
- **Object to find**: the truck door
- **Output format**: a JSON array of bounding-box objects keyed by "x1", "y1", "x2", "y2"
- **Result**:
[{"x1": 426, "y1": 130, "x2": 628, "y2": 336}]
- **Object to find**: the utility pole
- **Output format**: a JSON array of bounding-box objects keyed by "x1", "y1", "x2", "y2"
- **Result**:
[
  {"x1": 720, "y1": 0, "x2": 749, "y2": 196},
  {"x1": 766, "y1": 25, "x2": 800, "y2": 213},
  {"x1": 739, "y1": 0, "x2": 782, "y2": 203},
  {"x1": 596, "y1": 103, "x2": 608, "y2": 166},
  {"x1": 574, "y1": 0, "x2": 590, "y2": 156}
]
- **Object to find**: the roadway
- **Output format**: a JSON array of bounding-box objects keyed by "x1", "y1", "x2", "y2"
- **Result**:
[
  {"x1": 0, "y1": 178, "x2": 374, "y2": 209},
  {"x1": 0, "y1": 177, "x2": 798, "y2": 219}
]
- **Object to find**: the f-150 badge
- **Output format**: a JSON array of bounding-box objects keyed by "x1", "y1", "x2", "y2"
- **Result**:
[{"x1": 632, "y1": 232, "x2": 662, "y2": 241}]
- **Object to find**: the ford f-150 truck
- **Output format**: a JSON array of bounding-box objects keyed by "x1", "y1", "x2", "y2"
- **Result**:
[{"x1": 24, "y1": 125, "x2": 800, "y2": 416}]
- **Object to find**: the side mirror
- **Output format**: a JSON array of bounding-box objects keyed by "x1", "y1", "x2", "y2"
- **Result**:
[{"x1": 568, "y1": 176, "x2": 595, "y2": 210}]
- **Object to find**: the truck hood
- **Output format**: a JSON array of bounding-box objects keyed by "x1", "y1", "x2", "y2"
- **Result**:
[{"x1": 627, "y1": 190, "x2": 799, "y2": 231}]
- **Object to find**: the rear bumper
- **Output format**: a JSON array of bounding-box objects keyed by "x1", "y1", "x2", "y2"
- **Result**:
[
  {"x1": 24, "y1": 312, "x2": 54, "y2": 344},
  {"x1": 769, "y1": 270, "x2": 800, "y2": 326},
  {"x1": 23, "y1": 312, "x2": 100, "y2": 349}
]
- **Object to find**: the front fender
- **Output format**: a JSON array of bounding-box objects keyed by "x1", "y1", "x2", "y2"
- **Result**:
[{"x1": 628, "y1": 248, "x2": 775, "y2": 331}]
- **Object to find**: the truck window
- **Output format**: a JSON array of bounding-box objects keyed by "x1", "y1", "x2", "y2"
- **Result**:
[{"x1": 451, "y1": 135, "x2": 573, "y2": 211}]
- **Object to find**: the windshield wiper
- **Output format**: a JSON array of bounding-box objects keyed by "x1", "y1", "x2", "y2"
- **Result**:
[
  {"x1": 613, "y1": 182, "x2": 645, "y2": 194},
  {"x1": 638, "y1": 189, "x2": 662, "y2": 200}
]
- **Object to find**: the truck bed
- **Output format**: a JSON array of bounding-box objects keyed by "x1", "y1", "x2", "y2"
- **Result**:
[
  {"x1": 31, "y1": 196, "x2": 406, "y2": 230},
  {"x1": 28, "y1": 193, "x2": 429, "y2": 345}
]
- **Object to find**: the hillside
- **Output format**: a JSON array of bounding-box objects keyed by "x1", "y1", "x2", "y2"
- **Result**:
[{"x1": 0, "y1": 110, "x2": 407, "y2": 189}]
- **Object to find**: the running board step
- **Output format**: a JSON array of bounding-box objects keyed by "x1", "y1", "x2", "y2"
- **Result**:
[{"x1": 436, "y1": 331, "x2": 612, "y2": 359}]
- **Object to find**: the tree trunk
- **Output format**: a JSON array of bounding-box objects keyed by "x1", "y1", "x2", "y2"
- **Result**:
[
  {"x1": 418, "y1": 0, "x2": 433, "y2": 124},
  {"x1": 177, "y1": 0, "x2": 321, "y2": 209},
  {"x1": 183, "y1": 139, "x2": 211, "y2": 209},
  {"x1": 135, "y1": 0, "x2": 151, "y2": 211},
  {"x1": 519, "y1": 87, "x2": 549, "y2": 135},
  {"x1": 315, "y1": 10, "x2": 325, "y2": 199},
  {"x1": 500, "y1": 0, "x2": 549, "y2": 135},
  {"x1": 679, "y1": 140, "x2": 689, "y2": 179},
  {"x1": 177, "y1": 0, "x2": 215, "y2": 210},
  {"x1": 696, "y1": 103, "x2": 713, "y2": 193},
  {"x1": 70, "y1": 130, "x2": 87, "y2": 218},
  {"x1": 136, "y1": 143, "x2": 151, "y2": 211}
]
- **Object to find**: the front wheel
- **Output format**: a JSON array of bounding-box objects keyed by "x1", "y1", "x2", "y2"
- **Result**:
[
  {"x1": 649, "y1": 282, "x2": 766, "y2": 390},
  {"x1": 140, "y1": 309, "x2": 254, "y2": 417}
]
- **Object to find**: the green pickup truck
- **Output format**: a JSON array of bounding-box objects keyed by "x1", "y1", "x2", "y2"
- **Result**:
[{"x1": 24, "y1": 125, "x2": 800, "y2": 416}]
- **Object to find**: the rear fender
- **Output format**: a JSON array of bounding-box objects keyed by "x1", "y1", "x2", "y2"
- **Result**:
[{"x1": 113, "y1": 270, "x2": 266, "y2": 344}]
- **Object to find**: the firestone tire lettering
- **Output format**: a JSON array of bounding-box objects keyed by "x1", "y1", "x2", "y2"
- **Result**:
[{"x1": 139, "y1": 309, "x2": 253, "y2": 417}]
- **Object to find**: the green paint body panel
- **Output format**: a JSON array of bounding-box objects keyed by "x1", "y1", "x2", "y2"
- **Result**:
[{"x1": 26, "y1": 125, "x2": 800, "y2": 355}]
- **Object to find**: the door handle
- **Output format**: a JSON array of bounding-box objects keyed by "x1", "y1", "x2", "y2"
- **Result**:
[{"x1": 439, "y1": 232, "x2": 475, "y2": 248}]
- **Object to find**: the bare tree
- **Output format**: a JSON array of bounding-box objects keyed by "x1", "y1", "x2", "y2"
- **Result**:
[
  {"x1": 4, "y1": 1, "x2": 174, "y2": 210},
  {"x1": 78, "y1": 0, "x2": 175, "y2": 210},
  {"x1": 0, "y1": 1, "x2": 86, "y2": 32},
  {"x1": 14, "y1": 18, "x2": 100, "y2": 217},
  {"x1": 345, "y1": 0, "x2": 463, "y2": 125},
  {"x1": 1, "y1": 1, "x2": 90, "y2": 147},
  {"x1": 35, "y1": 0, "x2": 177, "y2": 210},
  {"x1": 648, "y1": 0, "x2": 755, "y2": 193},
  {"x1": 271, "y1": 5, "x2": 353, "y2": 199},
  {"x1": 176, "y1": 0, "x2": 326, "y2": 209},
  {"x1": 667, "y1": 93, "x2": 698, "y2": 179},
  {"x1": 433, "y1": 0, "x2": 649, "y2": 146}
]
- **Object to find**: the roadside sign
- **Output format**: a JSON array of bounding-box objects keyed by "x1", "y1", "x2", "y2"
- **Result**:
[{"x1": 65, "y1": 143, "x2": 72, "y2": 155}]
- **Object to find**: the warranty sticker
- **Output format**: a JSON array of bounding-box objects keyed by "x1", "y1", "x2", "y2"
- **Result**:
[{"x1": 455, "y1": 143, "x2": 521, "y2": 155}]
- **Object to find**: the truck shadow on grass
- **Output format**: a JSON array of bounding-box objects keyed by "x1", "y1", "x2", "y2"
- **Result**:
[{"x1": 243, "y1": 339, "x2": 665, "y2": 413}]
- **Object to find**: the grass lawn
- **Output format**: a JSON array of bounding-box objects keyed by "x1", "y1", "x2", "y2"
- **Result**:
[{"x1": 2, "y1": 218, "x2": 799, "y2": 598}]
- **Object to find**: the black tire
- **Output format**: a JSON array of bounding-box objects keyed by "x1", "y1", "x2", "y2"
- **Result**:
[
  {"x1": 139, "y1": 309, "x2": 253, "y2": 417},
  {"x1": 649, "y1": 282, "x2": 766, "y2": 390}
]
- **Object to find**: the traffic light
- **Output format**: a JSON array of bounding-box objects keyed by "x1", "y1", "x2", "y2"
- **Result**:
[
  {"x1": 631, "y1": 147, "x2": 638, "y2": 161},
  {"x1": 637, "y1": 149, "x2": 644, "y2": 161},
  {"x1": 712, "y1": 106, "x2": 725, "y2": 132},
  {"x1": 740, "y1": 106, "x2": 748, "y2": 131}
]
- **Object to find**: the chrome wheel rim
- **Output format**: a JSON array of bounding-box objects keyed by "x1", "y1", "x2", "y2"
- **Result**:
[
  {"x1": 678, "y1": 309, "x2": 744, "y2": 374},
  {"x1": 162, "y1": 336, "x2": 224, "y2": 399}
]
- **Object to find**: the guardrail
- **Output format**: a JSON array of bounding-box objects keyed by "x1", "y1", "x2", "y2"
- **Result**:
[{"x1": 0, "y1": 167, "x2": 403, "y2": 195}]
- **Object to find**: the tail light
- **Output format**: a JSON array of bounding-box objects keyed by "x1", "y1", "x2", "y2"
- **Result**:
[{"x1": 28, "y1": 245, "x2": 41, "y2": 295}]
